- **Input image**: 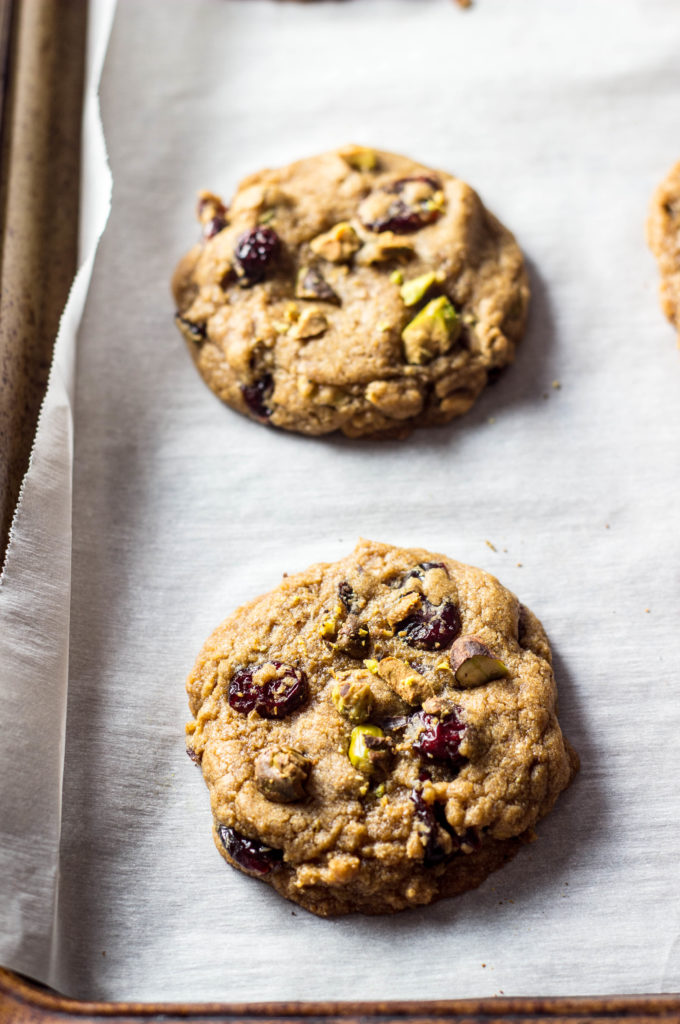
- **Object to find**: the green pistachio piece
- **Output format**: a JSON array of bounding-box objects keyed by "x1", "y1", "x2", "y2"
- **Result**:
[
  {"x1": 450, "y1": 636, "x2": 510, "y2": 688},
  {"x1": 401, "y1": 295, "x2": 461, "y2": 365},
  {"x1": 390, "y1": 269, "x2": 404, "y2": 285},
  {"x1": 341, "y1": 146, "x2": 378, "y2": 172},
  {"x1": 348, "y1": 724, "x2": 391, "y2": 775},
  {"x1": 400, "y1": 272, "x2": 438, "y2": 307},
  {"x1": 331, "y1": 676, "x2": 374, "y2": 723},
  {"x1": 295, "y1": 266, "x2": 340, "y2": 305}
]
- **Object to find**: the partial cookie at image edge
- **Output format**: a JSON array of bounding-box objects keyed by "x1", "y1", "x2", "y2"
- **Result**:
[{"x1": 647, "y1": 160, "x2": 680, "y2": 344}]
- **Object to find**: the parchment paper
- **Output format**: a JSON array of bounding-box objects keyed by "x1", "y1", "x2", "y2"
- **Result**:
[{"x1": 1, "y1": 0, "x2": 680, "y2": 1003}]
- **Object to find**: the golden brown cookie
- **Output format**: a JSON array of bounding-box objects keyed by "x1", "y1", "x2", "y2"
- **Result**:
[
  {"x1": 172, "y1": 146, "x2": 529, "y2": 438},
  {"x1": 647, "y1": 161, "x2": 680, "y2": 343},
  {"x1": 186, "y1": 540, "x2": 577, "y2": 916}
]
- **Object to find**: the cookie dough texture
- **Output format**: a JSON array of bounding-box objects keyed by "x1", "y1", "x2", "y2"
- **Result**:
[
  {"x1": 647, "y1": 161, "x2": 680, "y2": 342},
  {"x1": 186, "y1": 540, "x2": 577, "y2": 916},
  {"x1": 172, "y1": 146, "x2": 529, "y2": 438}
]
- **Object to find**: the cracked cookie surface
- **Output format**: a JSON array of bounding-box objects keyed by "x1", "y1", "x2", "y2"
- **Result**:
[
  {"x1": 186, "y1": 540, "x2": 577, "y2": 916},
  {"x1": 647, "y1": 161, "x2": 680, "y2": 343},
  {"x1": 172, "y1": 146, "x2": 529, "y2": 438}
]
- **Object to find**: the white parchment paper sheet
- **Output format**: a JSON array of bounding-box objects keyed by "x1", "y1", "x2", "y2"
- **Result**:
[{"x1": 2, "y1": 0, "x2": 680, "y2": 1003}]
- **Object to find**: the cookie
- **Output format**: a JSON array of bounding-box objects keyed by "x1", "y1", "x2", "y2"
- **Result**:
[
  {"x1": 172, "y1": 146, "x2": 529, "y2": 438},
  {"x1": 186, "y1": 540, "x2": 577, "y2": 916},
  {"x1": 647, "y1": 161, "x2": 680, "y2": 343}
]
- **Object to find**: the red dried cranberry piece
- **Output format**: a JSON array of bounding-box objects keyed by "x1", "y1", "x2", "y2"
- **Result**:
[
  {"x1": 410, "y1": 786, "x2": 451, "y2": 867},
  {"x1": 410, "y1": 775, "x2": 477, "y2": 867},
  {"x1": 235, "y1": 226, "x2": 281, "y2": 284},
  {"x1": 217, "y1": 825, "x2": 283, "y2": 875},
  {"x1": 362, "y1": 177, "x2": 443, "y2": 235},
  {"x1": 395, "y1": 599, "x2": 461, "y2": 650},
  {"x1": 241, "y1": 373, "x2": 273, "y2": 419},
  {"x1": 401, "y1": 561, "x2": 448, "y2": 584},
  {"x1": 412, "y1": 710, "x2": 466, "y2": 769},
  {"x1": 204, "y1": 215, "x2": 227, "y2": 239},
  {"x1": 228, "y1": 661, "x2": 308, "y2": 719}
]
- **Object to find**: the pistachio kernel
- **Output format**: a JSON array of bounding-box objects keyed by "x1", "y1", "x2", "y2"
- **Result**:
[
  {"x1": 400, "y1": 271, "x2": 439, "y2": 307},
  {"x1": 254, "y1": 746, "x2": 311, "y2": 803},
  {"x1": 450, "y1": 636, "x2": 510, "y2": 688},
  {"x1": 402, "y1": 295, "x2": 461, "y2": 365},
  {"x1": 333, "y1": 614, "x2": 370, "y2": 659},
  {"x1": 295, "y1": 266, "x2": 340, "y2": 305},
  {"x1": 341, "y1": 146, "x2": 379, "y2": 172},
  {"x1": 331, "y1": 677, "x2": 374, "y2": 724},
  {"x1": 309, "y1": 222, "x2": 361, "y2": 263},
  {"x1": 348, "y1": 725, "x2": 393, "y2": 776}
]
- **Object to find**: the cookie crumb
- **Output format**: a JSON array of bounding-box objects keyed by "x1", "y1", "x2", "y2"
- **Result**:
[
  {"x1": 485, "y1": 540, "x2": 497, "y2": 552},
  {"x1": 454, "y1": 0, "x2": 472, "y2": 7},
  {"x1": 551, "y1": 379, "x2": 561, "y2": 389},
  {"x1": 645, "y1": 608, "x2": 650, "y2": 613},
  {"x1": 605, "y1": 524, "x2": 610, "y2": 530},
  {"x1": 488, "y1": 416, "x2": 496, "y2": 424},
  {"x1": 516, "y1": 562, "x2": 523, "y2": 568}
]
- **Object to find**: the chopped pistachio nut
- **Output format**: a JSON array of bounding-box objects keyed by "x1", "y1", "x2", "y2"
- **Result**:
[
  {"x1": 348, "y1": 724, "x2": 391, "y2": 776},
  {"x1": 340, "y1": 145, "x2": 379, "y2": 172},
  {"x1": 363, "y1": 659, "x2": 379, "y2": 674},
  {"x1": 309, "y1": 222, "x2": 361, "y2": 263},
  {"x1": 319, "y1": 617, "x2": 338, "y2": 638},
  {"x1": 449, "y1": 635, "x2": 510, "y2": 688},
  {"x1": 331, "y1": 677, "x2": 374, "y2": 724},
  {"x1": 289, "y1": 307, "x2": 329, "y2": 340},
  {"x1": 333, "y1": 615, "x2": 370, "y2": 659},
  {"x1": 356, "y1": 233, "x2": 415, "y2": 266},
  {"x1": 390, "y1": 269, "x2": 404, "y2": 285},
  {"x1": 376, "y1": 656, "x2": 438, "y2": 705},
  {"x1": 400, "y1": 271, "x2": 438, "y2": 307},
  {"x1": 258, "y1": 208, "x2": 276, "y2": 225},
  {"x1": 401, "y1": 295, "x2": 461, "y2": 365},
  {"x1": 254, "y1": 746, "x2": 311, "y2": 803},
  {"x1": 295, "y1": 266, "x2": 340, "y2": 305}
]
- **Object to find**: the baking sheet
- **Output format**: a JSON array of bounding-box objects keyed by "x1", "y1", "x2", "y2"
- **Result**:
[{"x1": 1, "y1": 0, "x2": 680, "y2": 1003}]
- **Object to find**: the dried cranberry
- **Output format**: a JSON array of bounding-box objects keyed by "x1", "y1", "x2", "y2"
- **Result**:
[
  {"x1": 410, "y1": 776, "x2": 477, "y2": 867},
  {"x1": 410, "y1": 786, "x2": 452, "y2": 867},
  {"x1": 204, "y1": 215, "x2": 227, "y2": 239},
  {"x1": 401, "y1": 561, "x2": 448, "y2": 584},
  {"x1": 241, "y1": 374, "x2": 273, "y2": 419},
  {"x1": 395, "y1": 599, "x2": 461, "y2": 650},
  {"x1": 217, "y1": 825, "x2": 283, "y2": 875},
  {"x1": 228, "y1": 661, "x2": 308, "y2": 719},
  {"x1": 362, "y1": 176, "x2": 443, "y2": 235},
  {"x1": 186, "y1": 746, "x2": 202, "y2": 766},
  {"x1": 235, "y1": 226, "x2": 281, "y2": 283},
  {"x1": 412, "y1": 710, "x2": 466, "y2": 769}
]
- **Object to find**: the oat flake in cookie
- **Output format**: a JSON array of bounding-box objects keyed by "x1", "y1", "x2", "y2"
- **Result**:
[
  {"x1": 186, "y1": 540, "x2": 577, "y2": 916},
  {"x1": 172, "y1": 146, "x2": 529, "y2": 438},
  {"x1": 647, "y1": 161, "x2": 680, "y2": 344}
]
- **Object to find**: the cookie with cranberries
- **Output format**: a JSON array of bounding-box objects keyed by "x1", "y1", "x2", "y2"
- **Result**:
[
  {"x1": 647, "y1": 160, "x2": 680, "y2": 344},
  {"x1": 186, "y1": 540, "x2": 577, "y2": 916},
  {"x1": 172, "y1": 146, "x2": 529, "y2": 438}
]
